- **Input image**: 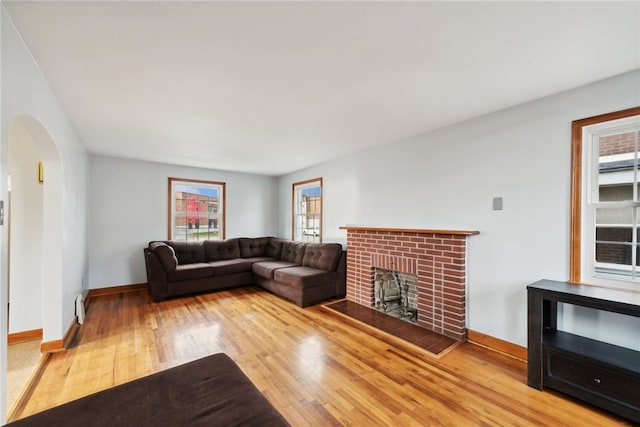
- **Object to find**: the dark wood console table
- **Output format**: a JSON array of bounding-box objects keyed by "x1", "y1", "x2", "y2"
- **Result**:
[{"x1": 527, "y1": 279, "x2": 640, "y2": 423}]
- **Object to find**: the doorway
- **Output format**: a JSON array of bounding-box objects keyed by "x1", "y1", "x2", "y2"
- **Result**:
[
  {"x1": 8, "y1": 119, "x2": 44, "y2": 341},
  {"x1": 4, "y1": 115, "x2": 64, "y2": 416}
]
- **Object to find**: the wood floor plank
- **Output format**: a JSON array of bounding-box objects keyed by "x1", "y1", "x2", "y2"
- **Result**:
[{"x1": 12, "y1": 286, "x2": 634, "y2": 426}]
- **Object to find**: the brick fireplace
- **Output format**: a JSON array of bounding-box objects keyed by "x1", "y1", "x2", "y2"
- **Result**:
[{"x1": 340, "y1": 226, "x2": 478, "y2": 341}]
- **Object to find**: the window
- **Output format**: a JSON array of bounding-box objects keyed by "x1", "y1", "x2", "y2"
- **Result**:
[
  {"x1": 168, "y1": 177, "x2": 225, "y2": 241},
  {"x1": 292, "y1": 178, "x2": 322, "y2": 242},
  {"x1": 571, "y1": 107, "x2": 640, "y2": 289}
]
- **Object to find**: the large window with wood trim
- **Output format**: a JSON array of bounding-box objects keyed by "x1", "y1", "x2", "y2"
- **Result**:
[
  {"x1": 292, "y1": 178, "x2": 322, "y2": 242},
  {"x1": 168, "y1": 177, "x2": 225, "y2": 241},
  {"x1": 571, "y1": 107, "x2": 640, "y2": 289}
]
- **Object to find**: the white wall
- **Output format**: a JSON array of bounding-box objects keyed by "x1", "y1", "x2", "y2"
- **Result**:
[
  {"x1": 88, "y1": 155, "x2": 279, "y2": 288},
  {"x1": 8, "y1": 120, "x2": 43, "y2": 334},
  {"x1": 1, "y1": 6, "x2": 90, "y2": 343},
  {"x1": 0, "y1": 6, "x2": 6, "y2": 422},
  {"x1": 278, "y1": 70, "x2": 640, "y2": 349}
]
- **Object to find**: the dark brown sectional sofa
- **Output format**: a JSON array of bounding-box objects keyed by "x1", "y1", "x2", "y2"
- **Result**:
[{"x1": 143, "y1": 237, "x2": 346, "y2": 307}]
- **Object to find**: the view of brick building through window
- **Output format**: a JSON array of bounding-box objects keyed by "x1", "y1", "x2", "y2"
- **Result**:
[
  {"x1": 297, "y1": 191, "x2": 321, "y2": 241},
  {"x1": 302, "y1": 193, "x2": 320, "y2": 232},
  {"x1": 599, "y1": 132, "x2": 637, "y2": 156},
  {"x1": 174, "y1": 191, "x2": 221, "y2": 241},
  {"x1": 595, "y1": 131, "x2": 640, "y2": 270},
  {"x1": 293, "y1": 178, "x2": 322, "y2": 242},
  {"x1": 169, "y1": 177, "x2": 225, "y2": 242},
  {"x1": 175, "y1": 192, "x2": 219, "y2": 228}
]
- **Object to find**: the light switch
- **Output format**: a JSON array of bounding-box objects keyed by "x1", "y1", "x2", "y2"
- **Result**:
[{"x1": 492, "y1": 197, "x2": 503, "y2": 211}]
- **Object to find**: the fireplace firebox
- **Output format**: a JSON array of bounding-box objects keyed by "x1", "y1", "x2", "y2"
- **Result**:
[{"x1": 374, "y1": 268, "x2": 418, "y2": 323}]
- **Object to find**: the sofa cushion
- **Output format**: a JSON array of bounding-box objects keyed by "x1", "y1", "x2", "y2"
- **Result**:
[
  {"x1": 242, "y1": 256, "x2": 277, "y2": 264},
  {"x1": 301, "y1": 243, "x2": 342, "y2": 272},
  {"x1": 265, "y1": 239, "x2": 284, "y2": 258},
  {"x1": 252, "y1": 261, "x2": 299, "y2": 280},
  {"x1": 238, "y1": 237, "x2": 270, "y2": 258},
  {"x1": 280, "y1": 241, "x2": 305, "y2": 264},
  {"x1": 273, "y1": 266, "x2": 338, "y2": 289},
  {"x1": 166, "y1": 241, "x2": 206, "y2": 265},
  {"x1": 149, "y1": 242, "x2": 178, "y2": 271},
  {"x1": 203, "y1": 239, "x2": 241, "y2": 261},
  {"x1": 208, "y1": 259, "x2": 253, "y2": 275},
  {"x1": 166, "y1": 263, "x2": 214, "y2": 282}
]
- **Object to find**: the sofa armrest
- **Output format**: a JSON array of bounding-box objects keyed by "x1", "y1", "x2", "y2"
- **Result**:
[
  {"x1": 149, "y1": 242, "x2": 178, "y2": 271},
  {"x1": 144, "y1": 248, "x2": 170, "y2": 302}
]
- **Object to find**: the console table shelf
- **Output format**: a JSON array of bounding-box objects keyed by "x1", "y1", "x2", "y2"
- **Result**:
[
  {"x1": 527, "y1": 279, "x2": 640, "y2": 423},
  {"x1": 543, "y1": 330, "x2": 640, "y2": 373}
]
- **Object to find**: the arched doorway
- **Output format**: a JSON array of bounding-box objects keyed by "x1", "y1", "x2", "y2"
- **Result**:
[
  {"x1": 3, "y1": 115, "x2": 64, "y2": 414},
  {"x1": 10, "y1": 115, "x2": 64, "y2": 341}
]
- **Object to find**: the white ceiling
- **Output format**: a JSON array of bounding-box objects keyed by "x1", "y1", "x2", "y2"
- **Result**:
[{"x1": 4, "y1": 1, "x2": 640, "y2": 176}]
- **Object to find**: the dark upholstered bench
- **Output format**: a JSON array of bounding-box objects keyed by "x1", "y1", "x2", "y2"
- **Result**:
[{"x1": 6, "y1": 353, "x2": 289, "y2": 427}]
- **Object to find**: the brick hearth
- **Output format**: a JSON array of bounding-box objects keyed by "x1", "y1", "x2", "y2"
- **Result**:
[{"x1": 340, "y1": 226, "x2": 479, "y2": 341}]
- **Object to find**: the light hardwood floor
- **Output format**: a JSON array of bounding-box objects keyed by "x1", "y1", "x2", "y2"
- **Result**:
[
  {"x1": 6, "y1": 340, "x2": 42, "y2": 411},
  {"x1": 12, "y1": 286, "x2": 633, "y2": 425}
]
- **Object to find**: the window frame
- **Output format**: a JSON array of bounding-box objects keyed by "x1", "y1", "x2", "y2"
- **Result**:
[
  {"x1": 292, "y1": 177, "x2": 322, "y2": 242},
  {"x1": 570, "y1": 106, "x2": 640, "y2": 286},
  {"x1": 168, "y1": 177, "x2": 226, "y2": 241}
]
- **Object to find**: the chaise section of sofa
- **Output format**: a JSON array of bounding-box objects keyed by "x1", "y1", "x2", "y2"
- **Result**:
[
  {"x1": 252, "y1": 242, "x2": 345, "y2": 307},
  {"x1": 143, "y1": 237, "x2": 346, "y2": 307}
]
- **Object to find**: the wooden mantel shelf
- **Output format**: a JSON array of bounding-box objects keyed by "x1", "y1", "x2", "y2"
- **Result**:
[{"x1": 339, "y1": 226, "x2": 479, "y2": 236}]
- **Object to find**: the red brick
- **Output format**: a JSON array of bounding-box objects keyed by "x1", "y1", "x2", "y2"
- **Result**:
[
  {"x1": 443, "y1": 269, "x2": 465, "y2": 278},
  {"x1": 443, "y1": 238, "x2": 464, "y2": 245},
  {"x1": 443, "y1": 251, "x2": 464, "y2": 259},
  {"x1": 443, "y1": 280, "x2": 465, "y2": 289},
  {"x1": 417, "y1": 243, "x2": 435, "y2": 250}
]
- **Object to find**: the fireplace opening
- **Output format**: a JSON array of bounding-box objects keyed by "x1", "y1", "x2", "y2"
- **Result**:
[{"x1": 373, "y1": 268, "x2": 418, "y2": 324}]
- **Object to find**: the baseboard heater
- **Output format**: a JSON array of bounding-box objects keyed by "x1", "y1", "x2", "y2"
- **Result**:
[{"x1": 75, "y1": 294, "x2": 85, "y2": 324}]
